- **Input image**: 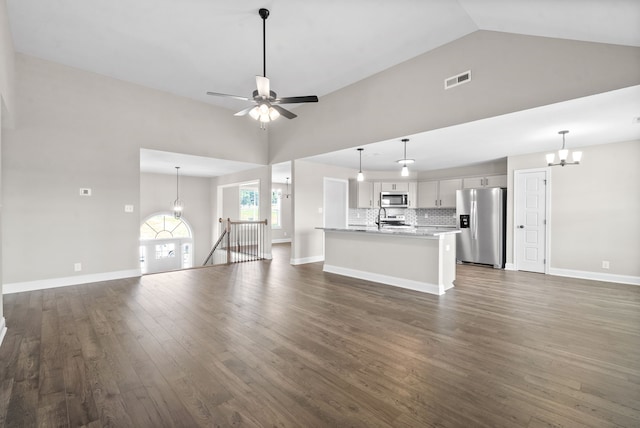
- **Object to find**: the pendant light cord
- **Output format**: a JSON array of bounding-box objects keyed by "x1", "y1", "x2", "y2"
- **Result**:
[{"x1": 175, "y1": 167, "x2": 180, "y2": 200}]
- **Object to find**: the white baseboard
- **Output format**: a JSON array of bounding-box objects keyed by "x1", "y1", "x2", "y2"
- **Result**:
[
  {"x1": 272, "y1": 238, "x2": 292, "y2": 244},
  {"x1": 547, "y1": 268, "x2": 640, "y2": 286},
  {"x1": 504, "y1": 263, "x2": 516, "y2": 271},
  {"x1": 3, "y1": 269, "x2": 142, "y2": 294},
  {"x1": 323, "y1": 264, "x2": 444, "y2": 295},
  {"x1": 0, "y1": 317, "x2": 6, "y2": 348},
  {"x1": 290, "y1": 255, "x2": 324, "y2": 265}
]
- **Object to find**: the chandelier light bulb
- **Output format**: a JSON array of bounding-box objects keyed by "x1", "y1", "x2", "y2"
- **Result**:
[
  {"x1": 545, "y1": 153, "x2": 555, "y2": 164},
  {"x1": 572, "y1": 151, "x2": 582, "y2": 163}
]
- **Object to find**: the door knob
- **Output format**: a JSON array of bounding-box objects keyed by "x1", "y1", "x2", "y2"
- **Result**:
[{"x1": 518, "y1": 225, "x2": 525, "y2": 229}]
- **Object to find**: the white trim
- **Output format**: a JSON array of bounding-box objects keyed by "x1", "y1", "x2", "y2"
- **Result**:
[
  {"x1": 548, "y1": 268, "x2": 640, "y2": 286},
  {"x1": 0, "y1": 317, "x2": 6, "y2": 348},
  {"x1": 290, "y1": 255, "x2": 324, "y2": 265},
  {"x1": 3, "y1": 269, "x2": 141, "y2": 294},
  {"x1": 323, "y1": 264, "x2": 444, "y2": 295},
  {"x1": 504, "y1": 263, "x2": 516, "y2": 271},
  {"x1": 272, "y1": 238, "x2": 292, "y2": 244}
]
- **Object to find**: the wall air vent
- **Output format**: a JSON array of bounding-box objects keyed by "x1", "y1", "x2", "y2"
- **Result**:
[{"x1": 444, "y1": 70, "x2": 471, "y2": 90}]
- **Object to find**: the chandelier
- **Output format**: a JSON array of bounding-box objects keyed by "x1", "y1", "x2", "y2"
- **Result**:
[{"x1": 546, "y1": 130, "x2": 582, "y2": 167}]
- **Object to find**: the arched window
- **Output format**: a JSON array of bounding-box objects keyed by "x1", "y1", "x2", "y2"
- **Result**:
[{"x1": 139, "y1": 213, "x2": 193, "y2": 274}]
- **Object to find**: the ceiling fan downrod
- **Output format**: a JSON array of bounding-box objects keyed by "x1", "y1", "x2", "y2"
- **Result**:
[{"x1": 259, "y1": 8, "x2": 269, "y2": 78}]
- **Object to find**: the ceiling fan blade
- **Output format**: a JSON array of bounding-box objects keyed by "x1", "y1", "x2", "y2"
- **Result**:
[
  {"x1": 234, "y1": 105, "x2": 257, "y2": 117},
  {"x1": 256, "y1": 76, "x2": 270, "y2": 98},
  {"x1": 274, "y1": 95, "x2": 319, "y2": 104},
  {"x1": 271, "y1": 105, "x2": 297, "y2": 119},
  {"x1": 206, "y1": 91, "x2": 250, "y2": 101}
]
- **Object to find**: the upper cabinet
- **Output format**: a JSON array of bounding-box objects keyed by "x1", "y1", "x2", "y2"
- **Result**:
[
  {"x1": 407, "y1": 182, "x2": 418, "y2": 209},
  {"x1": 380, "y1": 182, "x2": 410, "y2": 192},
  {"x1": 417, "y1": 179, "x2": 462, "y2": 208},
  {"x1": 349, "y1": 180, "x2": 374, "y2": 209},
  {"x1": 462, "y1": 175, "x2": 507, "y2": 189}
]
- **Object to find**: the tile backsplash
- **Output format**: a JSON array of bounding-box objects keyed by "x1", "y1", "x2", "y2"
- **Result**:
[{"x1": 349, "y1": 208, "x2": 457, "y2": 226}]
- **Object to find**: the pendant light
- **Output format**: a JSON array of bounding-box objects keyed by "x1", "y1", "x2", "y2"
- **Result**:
[
  {"x1": 396, "y1": 138, "x2": 414, "y2": 177},
  {"x1": 172, "y1": 166, "x2": 184, "y2": 219},
  {"x1": 285, "y1": 177, "x2": 291, "y2": 198},
  {"x1": 356, "y1": 148, "x2": 365, "y2": 181},
  {"x1": 546, "y1": 130, "x2": 582, "y2": 167}
]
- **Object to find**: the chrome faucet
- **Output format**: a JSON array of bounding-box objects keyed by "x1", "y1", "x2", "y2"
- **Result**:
[{"x1": 376, "y1": 207, "x2": 387, "y2": 230}]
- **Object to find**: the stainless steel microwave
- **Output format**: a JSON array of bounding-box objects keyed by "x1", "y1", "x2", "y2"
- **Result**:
[{"x1": 380, "y1": 192, "x2": 408, "y2": 207}]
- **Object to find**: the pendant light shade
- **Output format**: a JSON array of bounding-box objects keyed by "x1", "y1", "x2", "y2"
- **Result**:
[
  {"x1": 356, "y1": 148, "x2": 365, "y2": 181},
  {"x1": 546, "y1": 130, "x2": 582, "y2": 167},
  {"x1": 172, "y1": 166, "x2": 183, "y2": 219}
]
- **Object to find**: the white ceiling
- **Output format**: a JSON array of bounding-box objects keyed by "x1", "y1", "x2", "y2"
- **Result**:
[
  {"x1": 140, "y1": 149, "x2": 262, "y2": 178},
  {"x1": 8, "y1": 1, "x2": 640, "y2": 176}
]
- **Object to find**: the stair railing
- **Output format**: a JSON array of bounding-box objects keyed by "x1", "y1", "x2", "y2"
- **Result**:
[{"x1": 203, "y1": 218, "x2": 268, "y2": 265}]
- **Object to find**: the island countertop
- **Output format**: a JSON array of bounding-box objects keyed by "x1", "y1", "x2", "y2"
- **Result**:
[{"x1": 317, "y1": 226, "x2": 460, "y2": 239}]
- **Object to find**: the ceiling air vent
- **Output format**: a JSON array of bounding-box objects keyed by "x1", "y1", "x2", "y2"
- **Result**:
[{"x1": 444, "y1": 70, "x2": 471, "y2": 90}]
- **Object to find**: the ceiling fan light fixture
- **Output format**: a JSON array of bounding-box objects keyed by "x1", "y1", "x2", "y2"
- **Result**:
[
  {"x1": 268, "y1": 107, "x2": 280, "y2": 121},
  {"x1": 205, "y1": 8, "x2": 318, "y2": 126}
]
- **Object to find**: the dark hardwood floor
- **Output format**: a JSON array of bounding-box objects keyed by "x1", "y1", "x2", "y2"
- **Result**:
[{"x1": 1, "y1": 243, "x2": 639, "y2": 427}]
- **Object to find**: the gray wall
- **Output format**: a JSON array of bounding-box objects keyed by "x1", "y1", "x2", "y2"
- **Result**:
[
  {"x1": 271, "y1": 182, "x2": 292, "y2": 242},
  {"x1": 291, "y1": 160, "x2": 353, "y2": 263},
  {"x1": 2, "y1": 54, "x2": 267, "y2": 287},
  {"x1": 140, "y1": 172, "x2": 212, "y2": 267},
  {"x1": 1, "y1": 0, "x2": 15, "y2": 319},
  {"x1": 270, "y1": 31, "x2": 640, "y2": 163},
  {"x1": 211, "y1": 166, "x2": 272, "y2": 258},
  {"x1": 507, "y1": 139, "x2": 640, "y2": 279}
]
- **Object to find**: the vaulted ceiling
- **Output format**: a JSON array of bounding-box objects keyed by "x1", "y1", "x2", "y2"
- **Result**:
[{"x1": 6, "y1": 1, "x2": 640, "y2": 178}]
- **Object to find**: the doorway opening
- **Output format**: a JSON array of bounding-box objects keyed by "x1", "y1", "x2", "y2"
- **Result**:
[{"x1": 139, "y1": 213, "x2": 194, "y2": 274}]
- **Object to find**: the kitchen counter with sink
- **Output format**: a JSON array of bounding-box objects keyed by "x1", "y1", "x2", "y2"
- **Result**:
[{"x1": 317, "y1": 226, "x2": 460, "y2": 295}]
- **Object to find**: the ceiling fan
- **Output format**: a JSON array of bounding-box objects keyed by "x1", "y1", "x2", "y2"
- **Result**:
[{"x1": 206, "y1": 8, "x2": 318, "y2": 124}]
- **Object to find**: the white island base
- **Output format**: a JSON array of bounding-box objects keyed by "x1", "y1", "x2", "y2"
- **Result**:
[{"x1": 321, "y1": 228, "x2": 459, "y2": 295}]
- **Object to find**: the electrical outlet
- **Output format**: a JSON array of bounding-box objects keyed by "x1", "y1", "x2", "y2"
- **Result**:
[
  {"x1": 74, "y1": 263, "x2": 82, "y2": 272},
  {"x1": 602, "y1": 260, "x2": 610, "y2": 269},
  {"x1": 124, "y1": 204, "x2": 134, "y2": 213}
]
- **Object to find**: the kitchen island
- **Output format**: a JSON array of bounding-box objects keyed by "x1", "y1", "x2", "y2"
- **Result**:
[{"x1": 318, "y1": 227, "x2": 460, "y2": 295}]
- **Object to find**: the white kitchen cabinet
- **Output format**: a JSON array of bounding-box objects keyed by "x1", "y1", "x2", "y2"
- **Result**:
[
  {"x1": 438, "y1": 179, "x2": 462, "y2": 207},
  {"x1": 462, "y1": 174, "x2": 507, "y2": 189},
  {"x1": 380, "y1": 182, "x2": 409, "y2": 192},
  {"x1": 373, "y1": 182, "x2": 382, "y2": 207},
  {"x1": 417, "y1": 181, "x2": 438, "y2": 208},
  {"x1": 349, "y1": 180, "x2": 374, "y2": 208},
  {"x1": 417, "y1": 179, "x2": 462, "y2": 208},
  {"x1": 408, "y1": 182, "x2": 418, "y2": 209}
]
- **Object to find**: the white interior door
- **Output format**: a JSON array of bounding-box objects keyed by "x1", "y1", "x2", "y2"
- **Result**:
[
  {"x1": 323, "y1": 178, "x2": 348, "y2": 229},
  {"x1": 515, "y1": 169, "x2": 548, "y2": 273}
]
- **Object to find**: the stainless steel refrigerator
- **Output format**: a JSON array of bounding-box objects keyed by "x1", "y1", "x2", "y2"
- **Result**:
[{"x1": 456, "y1": 187, "x2": 506, "y2": 268}]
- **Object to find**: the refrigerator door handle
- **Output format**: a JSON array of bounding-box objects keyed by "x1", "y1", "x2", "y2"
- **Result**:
[{"x1": 471, "y1": 199, "x2": 478, "y2": 240}]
